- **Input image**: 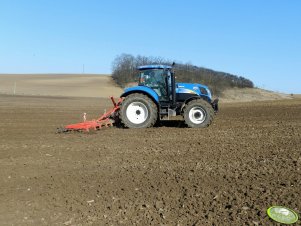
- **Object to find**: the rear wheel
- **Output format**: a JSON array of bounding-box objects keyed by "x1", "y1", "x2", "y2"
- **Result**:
[
  {"x1": 183, "y1": 99, "x2": 214, "y2": 128},
  {"x1": 120, "y1": 93, "x2": 158, "y2": 128}
]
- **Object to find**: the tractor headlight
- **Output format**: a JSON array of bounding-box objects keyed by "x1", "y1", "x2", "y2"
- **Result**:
[
  {"x1": 199, "y1": 86, "x2": 212, "y2": 99},
  {"x1": 199, "y1": 87, "x2": 212, "y2": 98},
  {"x1": 206, "y1": 88, "x2": 212, "y2": 99},
  {"x1": 199, "y1": 87, "x2": 207, "y2": 95}
]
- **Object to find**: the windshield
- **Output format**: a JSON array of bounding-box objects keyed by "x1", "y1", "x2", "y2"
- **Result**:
[{"x1": 139, "y1": 69, "x2": 165, "y2": 87}]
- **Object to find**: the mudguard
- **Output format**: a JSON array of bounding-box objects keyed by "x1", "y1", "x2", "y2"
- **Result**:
[{"x1": 120, "y1": 86, "x2": 160, "y2": 104}]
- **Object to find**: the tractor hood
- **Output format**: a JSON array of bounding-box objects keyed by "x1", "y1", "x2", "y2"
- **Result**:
[{"x1": 176, "y1": 83, "x2": 212, "y2": 99}]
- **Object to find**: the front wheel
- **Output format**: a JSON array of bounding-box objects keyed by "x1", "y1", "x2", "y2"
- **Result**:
[
  {"x1": 183, "y1": 99, "x2": 214, "y2": 128},
  {"x1": 120, "y1": 93, "x2": 158, "y2": 128}
]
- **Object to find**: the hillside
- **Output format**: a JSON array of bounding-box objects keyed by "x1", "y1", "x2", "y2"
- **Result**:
[
  {"x1": 0, "y1": 74, "x2": 123, "y2": 98},
  {"x1": 0, "y1": 74, "x2": 294, "y2": 103},
  {"x1": 219, "y1": 87, "x2": 293, "y2": 103}
]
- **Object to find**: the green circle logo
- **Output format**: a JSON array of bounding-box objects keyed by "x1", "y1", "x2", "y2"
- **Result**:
[{"x1": 267, "y1": 206, "x2": 299, "y2": 224}]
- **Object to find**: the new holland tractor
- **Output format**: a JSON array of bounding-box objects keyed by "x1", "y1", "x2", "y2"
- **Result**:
[
  {"x1": 61, "y1": 64, "x2": 218, "y2": 132},
  {"x1": 119, "y1": 65, "x2": 218, "y2": 128}
]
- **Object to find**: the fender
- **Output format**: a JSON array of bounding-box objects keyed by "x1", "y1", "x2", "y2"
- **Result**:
[{"x1": 120, "y1": 86, "x2": 160, "y2": 105}]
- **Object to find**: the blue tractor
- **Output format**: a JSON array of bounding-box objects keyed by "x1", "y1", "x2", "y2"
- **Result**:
[{"x1": 119, "y1": 65, "x2": 218, "y2": 128}]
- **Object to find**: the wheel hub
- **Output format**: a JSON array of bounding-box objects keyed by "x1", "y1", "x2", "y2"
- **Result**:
[
  {"x1": 194, "y1": 112, "x2": 201, "y2": 118},
  {"x1": 126, "y1": 102, "x2": 148, "y2": 124},
  {"x1": 189, "y1": 107, "x2": 206, "y2": 124}
]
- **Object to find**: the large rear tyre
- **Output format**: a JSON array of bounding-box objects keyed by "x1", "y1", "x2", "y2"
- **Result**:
[
  {"x1": 120, "y1": 93, "x2": 158, "y2": 128},
  {"x1": 183, "y1": 99, "x2": 214, "y2": 128}
]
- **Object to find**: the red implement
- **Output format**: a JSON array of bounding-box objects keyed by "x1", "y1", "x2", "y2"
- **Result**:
[{"x1": 59, "y1": 97, "x2": 122, "y2": 132}]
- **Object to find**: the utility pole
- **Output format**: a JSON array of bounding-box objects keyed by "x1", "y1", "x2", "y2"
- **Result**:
[{"x1": 13, "y1": 81, "x2": 16, "y2": 95}]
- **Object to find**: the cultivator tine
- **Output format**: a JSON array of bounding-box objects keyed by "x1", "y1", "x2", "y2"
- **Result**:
[
  {"x1": 111, "y1": 96, "x2": 118, "y2": 107},
  {"x1": 59, "y1": 97, "x2": 122, "y2": 132}
]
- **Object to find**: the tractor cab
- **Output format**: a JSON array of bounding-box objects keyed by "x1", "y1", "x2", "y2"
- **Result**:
[{"x1": 137, "y1": 65, "x2": 173, "y2": 102}]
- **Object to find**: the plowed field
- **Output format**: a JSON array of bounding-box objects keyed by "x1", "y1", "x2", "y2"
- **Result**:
[{"x1": 0, "y1": 94, "x2": 300, "y2": 225}]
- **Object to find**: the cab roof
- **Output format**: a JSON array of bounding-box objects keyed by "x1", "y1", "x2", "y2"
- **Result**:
[{"x1": 137, "y1": 65, "x2": 172, "y2": 70}]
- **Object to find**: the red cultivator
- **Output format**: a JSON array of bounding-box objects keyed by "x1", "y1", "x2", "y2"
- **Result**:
[{"x1": 58, "y1": 97, "x2": 122, "y2": 133}]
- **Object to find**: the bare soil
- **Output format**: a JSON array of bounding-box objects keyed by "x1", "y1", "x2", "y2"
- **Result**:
[{"x1": 0, "y1": 94, "x2": 300, "y2": 225}]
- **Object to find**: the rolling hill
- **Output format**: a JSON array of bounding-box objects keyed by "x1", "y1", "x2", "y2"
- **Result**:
[{"x1": 0, "y1": 74, "x2": 293, "y2": 102}]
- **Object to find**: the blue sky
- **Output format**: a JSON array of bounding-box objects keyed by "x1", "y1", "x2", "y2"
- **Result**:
[{"x1": 0, "y1": 1, "x2": 300, "y2": 93}]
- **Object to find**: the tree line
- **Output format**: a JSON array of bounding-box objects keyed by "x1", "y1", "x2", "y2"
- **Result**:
[{"x1": 112, "y1": 54, "x2": 254, "y2": 96}]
